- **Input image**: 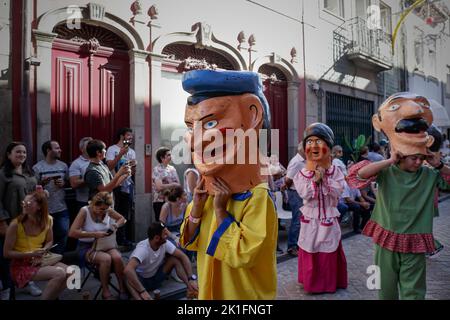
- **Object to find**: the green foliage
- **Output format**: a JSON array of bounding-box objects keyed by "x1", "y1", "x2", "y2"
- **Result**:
[{"x1": 344, "y1": 134, "x2": 372, "y2": 163}]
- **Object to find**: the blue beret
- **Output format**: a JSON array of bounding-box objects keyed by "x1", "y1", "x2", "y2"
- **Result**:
[{"x1": 182, "y1": 70, "x2": 271, "y2": 129}]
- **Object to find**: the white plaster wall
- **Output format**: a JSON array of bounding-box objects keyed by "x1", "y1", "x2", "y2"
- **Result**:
[
  {"x1": 300, "y1": 0, "x2": 403, "y2": 131},
  {"x1": 403, "y1": 2, "x2": 450, "y2": 124},
  {"x1": 300, "y1": 0, "x2": 403, "y2": 90},
  {"x1": 35, "y1": 0, "x2": 303, "y2": 71}
]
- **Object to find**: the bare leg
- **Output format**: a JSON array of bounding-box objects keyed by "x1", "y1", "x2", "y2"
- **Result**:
[
  {"x1": 108, "y1": 249, "x2": 126, "y2": 293},
  {"x1": 125, "y1": 279, "x2": 141, "y2": 300},
  {"x1": 163, "y1": 256, "x2": 189, "y2": 284},
  {"x1": 32, "y1": 264, "x2": 68, "y2": 300},
  {"x1": 88, "y1": 251, "x2": 112, "y2": 298}
]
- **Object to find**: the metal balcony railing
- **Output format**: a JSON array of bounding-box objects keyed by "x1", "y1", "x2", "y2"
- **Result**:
[{"x1": 333, "y1": 17, "x2": 393, "y2": 71}]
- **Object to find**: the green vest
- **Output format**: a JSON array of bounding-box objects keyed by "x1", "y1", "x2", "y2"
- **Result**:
[{"x1": 372, "y1": 165, "x2": 450, "y2": 235}]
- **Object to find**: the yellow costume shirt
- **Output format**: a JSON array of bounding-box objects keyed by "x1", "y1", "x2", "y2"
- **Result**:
[{"x1": 180, "y1": 183, "x2": 277, "y2": 300}]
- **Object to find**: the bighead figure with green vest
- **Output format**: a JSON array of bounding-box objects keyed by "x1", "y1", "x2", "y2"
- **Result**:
[{"x1": 347, "y1": 92, "x2": 450, "y2": 299}]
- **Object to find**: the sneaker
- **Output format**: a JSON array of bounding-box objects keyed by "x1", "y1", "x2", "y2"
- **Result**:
[
  {"x1": 341, "y1": 214, "x2": 351, "y2": 225},
  {"x1": 427, "y1": 244, "x2": 444, "y2": 259},
  {"x1": 171, "y1": 269, "x2": 184, "y2": 283},
  {"x1": 24, "y1": 281, "x2": 42, "y2": 297},
  {"x1": 0, "y1": 288, "x2": 10, "y2": 300}
]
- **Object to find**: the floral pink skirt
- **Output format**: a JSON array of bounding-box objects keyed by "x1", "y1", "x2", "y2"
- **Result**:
[{"x1": 10, "y1": 258, "x2": 39, "y2": 288}]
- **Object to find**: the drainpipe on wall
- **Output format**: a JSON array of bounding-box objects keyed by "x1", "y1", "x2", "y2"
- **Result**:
[
  {"x1": 300, "y1": 0, "x2": 307, "y2": 138},
  {"x1": 21, "y1": 0, "x2": 34, "y2": 163},
  {"x1": 400, "y1": 0, "x2": 409, "y2": 92}
]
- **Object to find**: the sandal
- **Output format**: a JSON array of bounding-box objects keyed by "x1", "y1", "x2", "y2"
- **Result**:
[{"x1": 102, "y1": 294, "x2": 117, "y2": 300}]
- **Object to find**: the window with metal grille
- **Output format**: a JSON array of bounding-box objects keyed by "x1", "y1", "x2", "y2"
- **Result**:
[
  {"x1": 325, "y1": 92, "x2": 374, "y2": 163},
  {"x1": 324, "y1": 0, "x2": 345, "y2": 18}
]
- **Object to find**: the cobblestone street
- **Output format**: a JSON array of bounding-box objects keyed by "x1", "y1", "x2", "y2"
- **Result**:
[{"x1": 277, "y1": 197, "x2": 450, "y2": 300}]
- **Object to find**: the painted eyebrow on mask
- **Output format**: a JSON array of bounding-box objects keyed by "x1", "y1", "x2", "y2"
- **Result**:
[
  {"x1": 388, "y1": 95, "x2": 427, "y2": 105},
  {"x1": 185, "y1": 114, "x2": 215, "y2": 125}
]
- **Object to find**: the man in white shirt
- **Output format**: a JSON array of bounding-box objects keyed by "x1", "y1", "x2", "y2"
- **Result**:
[
  {"x1": 341, "y1": 183, "x2": 372, "y2": 234},
  {"x1": 106, "y1": 127, "x2": 136, "y2": 247},
  {"x1": 281, "y1": 143, "x2": 306, "y2": 256},
  {"x1": 69, "y1": 137, "x2": 93, "y2": 211},
  {"x1": 124, "y1": 222, "x2": 198, "y2": 300}
]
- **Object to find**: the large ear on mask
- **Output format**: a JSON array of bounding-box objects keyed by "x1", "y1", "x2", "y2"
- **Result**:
[
  {"x1": 426, "y1": 135, "x2": 435, "y2": 148},
  {"x1": 240, "y1": 93, "x2": 264, "y2": 129},
  {"x1": 372, "y1": 114, "x2": 382, "y2": 132}
]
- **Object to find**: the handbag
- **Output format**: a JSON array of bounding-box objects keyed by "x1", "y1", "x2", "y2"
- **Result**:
[
  {"x1": 40, "y1": 252, "x2": 63, "y2": 267},
  {"x1": 92, "y1": 231, "x2": 117, "y2": 252}
]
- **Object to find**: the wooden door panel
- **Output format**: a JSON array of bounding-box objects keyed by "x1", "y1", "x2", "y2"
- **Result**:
[
  {"x1": 263, "y1": 80, "x2": 288, "y2": 167},
  {"x1": 52, "y1": 53, "x2": 86, "y2": 162},
  {"x1": 51, "y1": 41, "x2": 130, "y2": 163}
]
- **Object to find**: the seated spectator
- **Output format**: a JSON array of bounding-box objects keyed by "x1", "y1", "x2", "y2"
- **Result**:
[
  {"x1": 268, "y1": 154, "x2": 286, "y2": 191},
  {"x1": 183, "y1": 166, "x2": 200, "y2": 204},
  {"x1": 368, "y1": 142, "x2": 385, "y2": 162},
  {"x1": 3, "y1": 191, "x2": 70, "y2": 300},
  {"x1": 379, "y1": 139, "x2": 390, "y2": 159},
  {"x1": 159, "y1": 186, "x2": 187, "y2": 245},
  {"x1": 124, "y1": 222, "x2": 198, "y2": 300},
  {"x1": 267, "y1": 156, "x2": 287, "y2": 240},
  {"x1": 337, "y1": 199, "x2": 350, "y2": 225},
  {"x1": 360, "y1": 183, "x2": 377, "y2": 208},
  {"x1": 332, "y1": 145, "x2": 347, "y2": 176},
  {"x1": 341, "y1": 181, "x2": 372, "y2": 233},
  {"x1": 160, "y1": 186, "x2": 196, "y2": 265},
  {"x1": 440, "y1": 133, "x2": 450, "y2": 157},
  {"x1": 337, "y1": 179, "x2": 351, "y2": 225},
  {"x1": 68, "y1": 191, "x2": 128, "y2": 300},
  {"x1": 357, "y1": 146, "x2": 370, "y2": 162}
]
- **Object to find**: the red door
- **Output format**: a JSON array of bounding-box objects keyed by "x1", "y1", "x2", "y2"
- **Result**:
[
  {"x1": 51, "y1": 38, "x2": 130, "y2": 163},
  {"x1": 263, "y1": 80, "x2": 288, "y2": 167}
]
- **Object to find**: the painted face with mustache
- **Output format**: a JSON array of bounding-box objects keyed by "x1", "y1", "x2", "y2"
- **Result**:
[{"x1": 372, "y1": 93, "x2": 434, "y2": 156}]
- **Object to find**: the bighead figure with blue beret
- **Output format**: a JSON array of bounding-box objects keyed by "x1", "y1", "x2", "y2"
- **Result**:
[
  {"x1": 179, "y1": 70, "x2": 277, "y2": 299},
  {"x1": 292, "y1": 123, "x2": 348, "y2": 293}
]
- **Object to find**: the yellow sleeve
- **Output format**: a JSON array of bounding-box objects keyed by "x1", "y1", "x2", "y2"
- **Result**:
[
  {"x1": 179, "y1": 202, "x2": 200, "y2": 251},
  {"x1": 206, "y1": 189, "x2": 276, "y2": 269}
]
